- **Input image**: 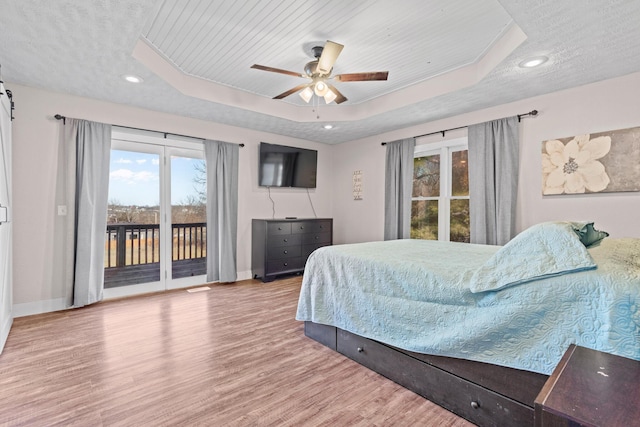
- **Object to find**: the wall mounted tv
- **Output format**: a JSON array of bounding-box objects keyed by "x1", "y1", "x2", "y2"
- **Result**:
[{"x1": 259, "y1": 142, "x2": 318, "y2": 188}]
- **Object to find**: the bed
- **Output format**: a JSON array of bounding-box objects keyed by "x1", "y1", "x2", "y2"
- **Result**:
[{"x1": 295, "y1": 222, "x2": 640, "y2": 426}]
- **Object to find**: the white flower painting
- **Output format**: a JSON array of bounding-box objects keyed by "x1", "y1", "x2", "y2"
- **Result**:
[
  {"x1": 542, "y1": 135, "x2": 611, "y2": 194},
  {"x1": 542, "y1": 127, "x2": 640, "y2": 195}
]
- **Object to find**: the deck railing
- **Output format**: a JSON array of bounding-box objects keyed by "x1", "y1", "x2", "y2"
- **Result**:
[
  {"x1": 104, "y1": 222, "x2": 207, "y2": 268},
  {"x1": 104, "y1": 222, "x2": 207, "y2": 287}
]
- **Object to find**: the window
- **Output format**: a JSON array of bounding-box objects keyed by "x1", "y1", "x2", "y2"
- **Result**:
[{"x1": 411, "y1": 138, "x2": 470, "y2": 242}]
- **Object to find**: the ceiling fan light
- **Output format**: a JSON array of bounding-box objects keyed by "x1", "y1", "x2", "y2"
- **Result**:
[
  {"x1": 314, "y1": 81, "x2": 329, "y2": 96},
  {"x1": 299, "y1": 87, "x2": 313, "y2": 103},
  {"x1": 324, "y1": 89, "x2": 337, "y2": 104}
]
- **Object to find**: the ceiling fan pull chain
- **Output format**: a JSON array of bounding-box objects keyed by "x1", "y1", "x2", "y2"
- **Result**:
[{"x1": 315, "y1": 95, "x2": 320, "y2": 119}]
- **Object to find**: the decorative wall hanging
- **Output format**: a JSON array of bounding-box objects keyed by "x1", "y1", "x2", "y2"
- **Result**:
[
  {"x1": 353, "y1": 170, "x2": 363, "y2": 200},
  {"x1": 542, "y1": 126, "x2": 640, "y2": 195}
]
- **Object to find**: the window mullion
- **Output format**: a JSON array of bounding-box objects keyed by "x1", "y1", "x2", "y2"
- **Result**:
[{"x1": 439, "y1": 146, "x2": 450, "y2": 241}]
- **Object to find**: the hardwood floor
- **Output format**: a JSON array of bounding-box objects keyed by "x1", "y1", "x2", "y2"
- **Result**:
[{"x1": 0, "y1": 277, "x2": 472, "y2": 426}]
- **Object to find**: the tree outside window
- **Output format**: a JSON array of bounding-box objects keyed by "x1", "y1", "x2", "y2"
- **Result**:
[{"x1": 411, "y1": 140, "x2": 470, "y2": 242}]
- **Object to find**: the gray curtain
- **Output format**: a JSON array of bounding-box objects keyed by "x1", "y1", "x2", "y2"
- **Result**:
[
  {"x1": 468, "y1": 116, "x2": 519, "y2": 245},
  {"x1": 204, "y1": 140, "x2": 239, "y2": 283},
  {"x1": 384, "y1": 138, "x2": 415, "y2": 240},
  {"x1": 63, "y1": 119, "x2": 111, "y2": 307}
]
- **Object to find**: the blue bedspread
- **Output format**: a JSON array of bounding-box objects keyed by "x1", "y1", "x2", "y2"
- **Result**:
[{"x1": 295, "y1": 238, "x2": 640, "y2": 375}]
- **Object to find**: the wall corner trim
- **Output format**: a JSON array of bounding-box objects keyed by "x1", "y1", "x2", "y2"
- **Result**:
[{"x1": 13, "y1": 298, "x2": 70, "y2": 318}]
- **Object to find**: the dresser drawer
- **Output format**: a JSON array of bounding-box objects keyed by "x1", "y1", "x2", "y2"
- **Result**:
[
  {"x1": 311, "y1": 220, "x2": 332, "y2": 233},
  {"x1": 267, "y1": 222, "x2": 292, "y2": 235},
  {"x1": 266, "y1": 233, "x2": 302, "y2": 248},
  {"x1": 266, "y1": 245, "x2": 301, "y2": 260},
  {"x1": 291, "y1": 222, "x2": 310, "y2": 234},
  {"x1": 337, "y1": 329, "x2": 533, "y2": 427},
  {"x1": 291, "y1": 220, "x2": 332, "y2": 234},
  {"x1": 266, "y1": 257, "x2": 304, "y2": 274},
  {"x1": 302, "y1": 231, "x2": 331, "y2": 245}
]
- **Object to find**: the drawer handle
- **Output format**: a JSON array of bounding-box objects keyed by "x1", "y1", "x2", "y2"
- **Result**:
[
  {"x1": 283, "y1": 262, "x2": 288, "y2": 267},
  {"x1": 470, "y1": 401, "x2": 479, "y2": 409},
  {"x1": 283, "y1": 250, "x2": 288, "y2": 254},
  {"x1": 357, "y1": 347, "x2": 364, "y2": 353},
  {"x1": 315, "y1": 236, "x2": 319, "y2": 240},
  {"x1": 283, "y1": 238, "x2": 288, "y2": 242},
  {"x1": 278, "y1": 227, "x2": 282, "y2": 230},
  {"x1": 300, "y1": 226, "x2": 304, "y2": 230}
]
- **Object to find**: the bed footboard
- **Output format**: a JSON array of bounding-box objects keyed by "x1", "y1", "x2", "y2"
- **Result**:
[{"x1": 304, "y1": 321, "x2": 547, "y2": 427}]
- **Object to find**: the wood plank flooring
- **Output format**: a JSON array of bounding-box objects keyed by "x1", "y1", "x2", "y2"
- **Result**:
[{"x1": 0, "y1": 277, "x2": 472, "y2": 426}]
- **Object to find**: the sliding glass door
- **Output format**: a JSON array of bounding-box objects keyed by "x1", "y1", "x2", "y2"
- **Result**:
[
  {"x1": 168, "y1": 149, "x2": 207, "y2": 285},
  {"x1": 104, "y1": 133, "x2": 206, "y2": 298}
]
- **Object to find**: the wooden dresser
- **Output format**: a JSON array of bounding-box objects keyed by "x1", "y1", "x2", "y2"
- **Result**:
[
  {"x1": 251, "y1": 218, "x2": 332, "y2": 282},
  {"x1": 535, "y1": 344, "x2": 640, "y2": 426}
]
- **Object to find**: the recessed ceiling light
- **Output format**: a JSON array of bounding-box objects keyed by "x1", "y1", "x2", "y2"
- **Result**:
[
  {"x1": 122, "y1": 74, "x2": 144, "y2": 83},
  {"x1": 323, "y1": 124, "x2": 333, "y2": 130},
  {"x1": 518, "y1": 56, "x2": 549, "y2": 68}
]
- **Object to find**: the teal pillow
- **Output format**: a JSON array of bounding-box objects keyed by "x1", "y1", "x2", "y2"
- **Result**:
[{"x1": 571, "y1": 222, "x2": 609, "y2": 248}]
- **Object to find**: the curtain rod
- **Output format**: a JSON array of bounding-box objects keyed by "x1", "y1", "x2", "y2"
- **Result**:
[
  {"x1": 381, "y1": 110, "x2": 538, "y2": 145},
  {"x1": 54, "y1": 114, "x2": 245, "y2": 147}
]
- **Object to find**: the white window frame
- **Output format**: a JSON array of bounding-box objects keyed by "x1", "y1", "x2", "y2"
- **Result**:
[{"x1": 413, "y1": 137, "x2": 468, "y2": 241}]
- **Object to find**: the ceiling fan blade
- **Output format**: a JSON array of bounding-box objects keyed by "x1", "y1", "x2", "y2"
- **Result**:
[
  {"x1": 251, "y1": 64, "x2": 305, "y2": 78},
  {"x1": 334, "y1": 71, "x2": 389, "y2": 82},
  {"x1": 317, "y1": 40, "x2": 344, "y2": 75},
  {"x1": 327, "y1": 84, "x2": 348, "y2": 104},
  {"x1": 273, "y1": 83, "x2": 310, "y2": 100}
]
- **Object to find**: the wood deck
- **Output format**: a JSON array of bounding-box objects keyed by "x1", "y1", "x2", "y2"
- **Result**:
[
  {"x1": 0, "y1": 277, "x2": 470, "y2": 426},
  {"x1": 104, "y1": 258, "x2": 206, "y2": 288}
]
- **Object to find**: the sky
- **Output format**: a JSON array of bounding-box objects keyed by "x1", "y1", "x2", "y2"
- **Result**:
[{"x1": 108, "y1": 149, "x2": 205, "y2": 206}]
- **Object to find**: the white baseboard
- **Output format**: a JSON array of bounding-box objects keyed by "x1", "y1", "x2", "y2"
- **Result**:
[
  {"x1": 13, "y1": 298, "x2": 69, "y2": 318},
  {"x1": 0, "y1": 314, "x2": 12, "y2": 353},
  {"x1": 237, "y1": 269, "x2": 253, "y2": 281},
  {"x1": 13, "y1": 271, "x2": 255, "y2": 318}
]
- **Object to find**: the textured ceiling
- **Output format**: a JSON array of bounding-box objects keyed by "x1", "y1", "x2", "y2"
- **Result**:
[{"x1": 1, "y1": 0, "x2": 640, "y2": 144}]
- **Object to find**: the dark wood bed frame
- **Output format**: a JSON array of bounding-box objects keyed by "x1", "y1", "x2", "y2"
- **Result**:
[{"x1": 305, "y1": 321, "x2": 549, "y2": 426}]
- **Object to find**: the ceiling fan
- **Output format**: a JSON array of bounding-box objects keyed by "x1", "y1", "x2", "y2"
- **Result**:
[{"x1": 250, "y1": 40, "x2": 389, "y2": 105}]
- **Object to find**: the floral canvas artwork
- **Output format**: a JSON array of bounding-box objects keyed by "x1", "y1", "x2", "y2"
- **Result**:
[{"x1": 542, "y1": 126, "x2": 640, "y2": 195}]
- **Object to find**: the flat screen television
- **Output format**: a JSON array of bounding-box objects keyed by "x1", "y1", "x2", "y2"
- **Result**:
[{"x1": 259, "y1": 142, "x2": 317, "y2": 188}]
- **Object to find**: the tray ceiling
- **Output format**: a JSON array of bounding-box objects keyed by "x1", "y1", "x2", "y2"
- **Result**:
[
  {"x1": 1, "y1": 0, "x2": 640, "y2": 144},
  {"x1": 141, "y1": 0, "x2": 513, "y2": 105}
]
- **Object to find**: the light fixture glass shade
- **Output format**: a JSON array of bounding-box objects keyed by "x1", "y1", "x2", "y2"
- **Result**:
[
  {"x1": 323, "y1": 89, "x2": 337, "y2": 104},
  {"x1": 299, "y1": 86, "x2": 313, "y2": 103},
  {"x1": 314, "y1": 80, "x2": 329, "y2": 96}
]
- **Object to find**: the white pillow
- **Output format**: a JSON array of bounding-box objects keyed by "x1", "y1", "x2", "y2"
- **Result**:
[{"x1": 469, "y1": 222, "x2": 597, "y2": 293}]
